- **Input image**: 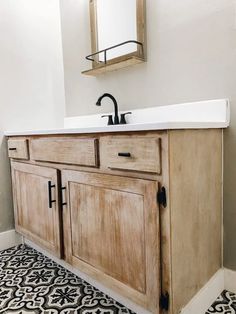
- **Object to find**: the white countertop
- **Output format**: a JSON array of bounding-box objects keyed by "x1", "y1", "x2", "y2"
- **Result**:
[{"x1": 5, "y1": 99, "x2": 230, "y2": 136}]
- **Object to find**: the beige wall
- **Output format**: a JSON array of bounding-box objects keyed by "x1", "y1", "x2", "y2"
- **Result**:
[
  {"x1": 60, "y1": 0, "x2": 236, "y2": 268},
  {"x1": 0, "y1": 0, "x2": 65, "y2": 232}
]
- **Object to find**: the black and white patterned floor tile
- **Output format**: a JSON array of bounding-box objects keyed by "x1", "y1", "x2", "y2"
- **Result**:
[
  {"x1": 206, "y1": 290, "x2": 236, "y2": 313},
  {"x1": 0, "y1": 244, "x2": 135, "y2": 314}
]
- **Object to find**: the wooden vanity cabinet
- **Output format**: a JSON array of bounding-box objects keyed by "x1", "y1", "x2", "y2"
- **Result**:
[
  {"x1": 7, "y1": 130, "x2": 223, "y2": 314},
  {"x1": 11, "y1": 162, "x2": 62, "y2": 257}
]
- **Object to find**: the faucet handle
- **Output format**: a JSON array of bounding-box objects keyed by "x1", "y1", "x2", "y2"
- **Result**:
[
  {"x1": 120, "y1": 112, "x2": 132, "y2": 124},
  {"x1": 101, "y1": 114, "x2": 113, "y2": 125}
]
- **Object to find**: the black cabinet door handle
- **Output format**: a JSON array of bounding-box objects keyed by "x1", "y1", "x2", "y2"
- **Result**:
[
  {"x1": 48, "y1": 181, "x2": 56, "y2": 208},
  {"x1": 9, "y1": 148, "x2": 17, "y2": 151},
  {"x1": 61, "y1": 186, "x2": 67, "y2": 206},
  {"x1": 118, "y1": 152, "x2": 131, "y2": 157}
]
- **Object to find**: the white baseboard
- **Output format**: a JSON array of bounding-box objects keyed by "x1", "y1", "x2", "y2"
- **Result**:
[
  {"x1": 0, "y1": 229, "x2": 22, "y2": 251},
  {"x1": 181, "y1": 269, "x2": 224, "y2": 314},
  {"x1": 180, "y1": 268, "x2": 236, "y2": 313},
  {"x1": 224, "y1": 268, "x2": 236, "y2": 294},
  {"x1": 24, "y1": 239, "x2": 151, "y2": 314}
]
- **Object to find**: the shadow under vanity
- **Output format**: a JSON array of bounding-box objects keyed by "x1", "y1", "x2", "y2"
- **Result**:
[{"x1": 7, "y1": 128, "x2": 222, "y2": 314}]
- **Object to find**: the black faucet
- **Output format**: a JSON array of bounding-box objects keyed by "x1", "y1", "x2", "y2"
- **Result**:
[
  {"x1": 96, "y1": 93, "x2": 132, "y2": 125},
  {"x1": 96, "y1": 93, "x2": 120, "y2": 125}
]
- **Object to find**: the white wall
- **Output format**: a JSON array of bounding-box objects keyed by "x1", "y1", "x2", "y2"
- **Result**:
[
  {"x1": 0, "y1": 0, "x2": 65, "y2": 232},
  {"x1": 60, "y1": 0, "x2": 236, "y2": 269},
  {"x1": 60, "y1": 0, "x2": 236, "y2": 117}
]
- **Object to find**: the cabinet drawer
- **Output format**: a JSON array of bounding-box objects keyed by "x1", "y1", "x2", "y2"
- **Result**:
[
  {"x1": 8, "y1": 139, "x2": 29, "y2": 160},
  {"x1": 100, "y1": 136, "x2": 161, "y2": 174},
  {"x1": 30, "y1": 138, "x2": 98, "y2": 167}
]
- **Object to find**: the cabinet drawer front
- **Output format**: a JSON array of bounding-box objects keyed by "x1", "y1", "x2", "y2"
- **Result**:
[
  {"x1": 8, "y1": 139, "x2": 29, "y2": 160},
  {"x1": 30, "y1": 138, "x2": 98, "y2": 167},
  {"x1": 101, "y1": 136, "x2": 161, "y2": 174}
]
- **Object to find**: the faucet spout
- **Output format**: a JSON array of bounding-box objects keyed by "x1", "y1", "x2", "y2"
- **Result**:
[{"x1": 96, "y1": 93, "x2": 119, "y2": 125}]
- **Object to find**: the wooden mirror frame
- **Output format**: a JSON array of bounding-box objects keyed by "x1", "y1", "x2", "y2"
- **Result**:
[{"x1": 82, "y1": 0, "x2": 146, "y2": 76}]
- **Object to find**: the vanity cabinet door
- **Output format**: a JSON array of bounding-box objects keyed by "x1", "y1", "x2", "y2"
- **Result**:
[
  {"x1": 11, "y1": 161, "x2": 61, "y2": 257},
  {"x1": 62, "y1": 170, "x2": 160, "y2": 313}
]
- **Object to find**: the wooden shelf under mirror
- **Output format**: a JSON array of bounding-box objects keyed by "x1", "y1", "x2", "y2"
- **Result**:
[{"x1": 82, "y1": 55, "x2": 144, "y2": 76}]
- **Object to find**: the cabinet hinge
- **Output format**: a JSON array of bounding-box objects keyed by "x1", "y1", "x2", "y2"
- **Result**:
[
  {"x1": 160, "y1": 292, "x2": 169, "y2": 311},
  {"x1": 157, "y1": 187, "x2": 167, "y2": 208}
]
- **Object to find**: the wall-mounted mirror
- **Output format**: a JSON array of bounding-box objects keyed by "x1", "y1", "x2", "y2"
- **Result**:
[{"x1": 82, "y1": 0, "x2": 146, "y2": 76}]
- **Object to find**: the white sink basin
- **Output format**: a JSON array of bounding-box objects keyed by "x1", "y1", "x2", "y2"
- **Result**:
[{"x1": 4, "y1": 99, "x2": 230, "y2": 136}]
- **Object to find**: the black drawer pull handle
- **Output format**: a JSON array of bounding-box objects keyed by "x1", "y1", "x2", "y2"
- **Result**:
[
  {"x1": 118, "y1": 152, "x2": 131, "y2": 158},
  {"x1": 48, "y1": 181, "x2": 56, "y2": 208},
  {"x1": 9, "y1": 148, "x2": 17, "y2": 151}
]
